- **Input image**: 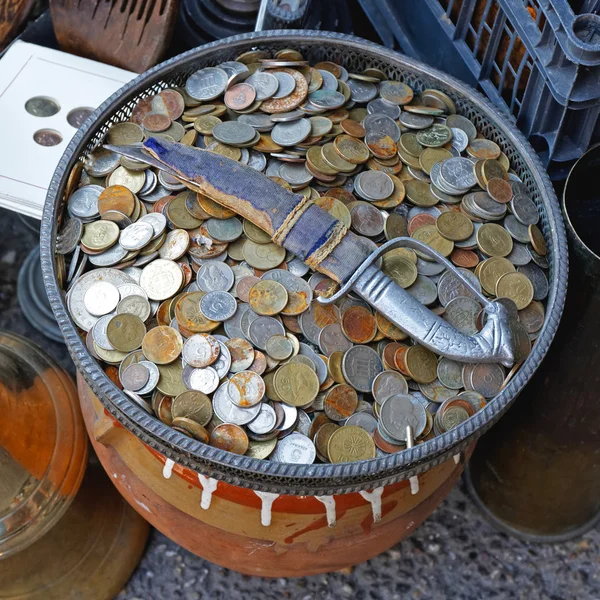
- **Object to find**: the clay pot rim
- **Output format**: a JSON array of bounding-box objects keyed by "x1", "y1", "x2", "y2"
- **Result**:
[{"x1": 40, "y1": 30, "x2": 567, "y2": 495}]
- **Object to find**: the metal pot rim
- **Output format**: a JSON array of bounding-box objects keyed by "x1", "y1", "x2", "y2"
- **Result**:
[{"x1": 40, "y1": 30, "x2": 568, "y2": 495}]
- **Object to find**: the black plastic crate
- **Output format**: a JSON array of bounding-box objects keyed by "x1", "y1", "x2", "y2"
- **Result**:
[{"x1": 358, "y1": 0, "x2": 600, "y2": 177}]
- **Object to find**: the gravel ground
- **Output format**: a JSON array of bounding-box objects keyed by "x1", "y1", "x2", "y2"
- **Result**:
[{"x1": 2, "y1": 209, "x2": 598, "y2": 600}]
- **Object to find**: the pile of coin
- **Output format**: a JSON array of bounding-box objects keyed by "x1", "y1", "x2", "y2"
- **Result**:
[{"x1": 57, "y1": 47, "x2": 548, "y2": 464}]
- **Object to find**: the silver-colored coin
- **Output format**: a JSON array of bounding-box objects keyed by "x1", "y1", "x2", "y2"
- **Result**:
[
  {"x1": 527, "y1": 245, "x2": 549, "y2": 269},
  {"x1": 504, "y1": 214, "x2": 531, "y2": 243},
  {"x1": 450, "y1": 127, "x2": 469, "y2": 152},
  {"x1": 84, "y1": 149, "x2": 120, "y2": 177},
  {"x1": 139, "y1": 170, "x2": 157, "y2": 196},
  {"x1": 182, "y1": 334, "x2": 220, "y2": 368},
  {"x1": 68, "y1": 185, "x2": 102, "y2": 219},
  {"x1": 117, "y1": 295, "x2": 151, "y2": 321},
  {"x1": 272, "y1": 71, "x2": 296, "y2": 98},
  {"x1": 318, "y1": 323, "x2": 352, "y2": 356},
  {"x1": 92, "y1": 313, "x2": 116, "y2": 350},
  {"x1": 372, "y1": 370, "x2": 409, "y2": 405},
  {"x1": 121, "y1": 267, "x2": 143, "y2": 284},
  {"x1": 228, "y1": 371, "x2": 265, "y2": 407},
  {"x1": 295, "y1": 409, "x2": 312, "y2": 436},
  {"x1": 119, "y1": 222, "x2": 154, "y2": 251},
  {"x1": 139, "y1": 259, "x2": 184, "y2": 301},
  {"x1": 271, "y1": 118, "x2": 311, "y2": 147},
  {"x1": 345, "y1": 411, "x2": 378, "y2": 433},
  {"x1": 398, "y1": 111, "x2": 434, "y2": 130},
  {"x1": 363, "y1": 113, "x2": 401, "y2": 141},
  {"x1": 212, "y1": 381, "x2": 261, "y2": 425},
  {"x1": 357, "y1": 170, "x2": 394, "y2": 201},
  {"x1": 248, "y1": 316, "x2": 285, "y2": 350},
  {"x1": 213, "y1": 341, "x2": 232, "y2": 378},
  {"x1": 188, "y1": 366, "x2": 220, "y2": 394},
  {"x1": 200, "y1": 291, "x2": 237, "y2": 321},
  {"x1": 121, "y1": 363, "x2": 150, "y2": 392},
  {"x1": 83, "y1": 281, "x2": 120, "y2": 316},
  {"x1": 437, "y1": 268, "x2": 482, "y2": 307},
  {"x1": 241, "y1": 305, "x2": 262, "y2": 339},
  {"x1": 57, "y1": 218, "x2": 83, "y2": 254},
  {"x1": 206, "y1": 217, "x2": 243, "y2": 242},
  {"x1": 506, "y1": 242, "x2": 531, "y2": 266},
  {"x1": 437, "y1": 357, "x2": 464, "y2": 390},
  {"x1": 517, "y1": 263, "x2": 549, "y2": 301},
  {"x1": 123, "y1": 390, "x2": 153, "y2": 414},
  {"x1": 366, "y1": 97, "x2": 401, "y2": 119},
  {"x1": 139, "y1": 212, "x2": 167, "y2": 239},
  {"x1": 136, "y1": 361, "x2": 160, "y2": 395},
  {"x1": 88, "y1": 242, "x2": 129, "y2": 267},
  {"x1": 346, "y1": 78, "x2": 378, "y2": 103},
  {"x1": 212, "y1": 121, "x2": 257, "y2": 146},
  {"x1": 270, "y1": 109, "x2": 305, "y2": 122},
  {"x1": 247, "y1": 149, "x2": 268, "y2": 171},
  {"x1": 379, "y1": 394, "x2": 427, "y2": 441},
  {"x1": 246, "y1": 72, "x2": 279, "y2": 100},
  {"x1": 419, "y1": 379, "x2": 456, "y2": 403},
  {"x1": 218, "y1": 60, "x2": 249, "y2": 78},
  {"x1": 224, "y1": 303, "x2": 250, "y2": 340},
  {"x1": 247, "y1": 403, "x2": 277, "y2": 434},
  {"x1": 117, "y1": 283, "x2": 147, "y2": 300},
  {"x1": 286, "y1": 257, "x2": 310, "y2": 278},
  {"x1": 279, "y1": 403, "x2": 298, "y2": 430},
  {"x1": 265, "y1": 334, "x2": 293, "y2": 360},
  {"x1": 271, "y1": 432, "x2": 316, "y2": 464},
  {"x1": 186, "y1": 67, "x2": 229, "y2": 101},
  {"x1": 511, "y1": 194, "x2": 539, "y2": 226},
  {"x1": 197, "y1": 261, "x2": 234, "y2": 292},
  {"x1": 404, "y1": 274, "x2": 437, "y2": 305},
  {"x1": 351, "y1": 203, "x2": 385, "y2": 237},
  {"x1": 279, "y1": 162, "x2": 313, "y2": 186},
  {"x1": 439, "y1": 157, "x2": 477, "y2": 191},
  {"x1": 298, "y1": 342, "x2": 328, "y2": 385},
  {"x1": 470, "y1": 363, "x2": 504, "y2": 398},
  {"x1": 443, "y1": 296, "x2": 481, "y2": 335},
  {"x1": 319, "y1": 69, "x2": 339, "y2": 91},
  {"x1": 308, "y1": 90, "x2": 346, "y2": 109},
  {"x1": 238, "y1": 113, "x2": 274, "y2": 131},
  {"x1": 342, "y1": 345, "x2": 383, "y2": 393}
]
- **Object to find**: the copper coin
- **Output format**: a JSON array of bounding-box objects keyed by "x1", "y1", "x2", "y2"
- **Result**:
[
  {"x1": 282, "y1": 314, "x2": 302, "y2": 334},
  {"x1": 236, "y1": 275, "x2": 260, "y2": 302},
  {"x1": 325, "y1": 187, "x2": 357, "y2": 205},
  {"x1": 340, "y1": 305, "x2": 377, "y2": 344},
  {"x1": 393, "y1": 346, "x2": 411, "y2": 376},
  {"x1": 487, "y1": 177, "x2": 513, "y2": 204},
  {"x1": 382, "y1": 341, "x2": 405, "y2": 371},
  {"x1": 98, "y1": 185, "x2": 135, "y2": 217},
  {"x1": 225, "y1": 83, "x2": 257, "y2": 111},
  {"x1": 375, "y1": 312, "x2": 407, "y2": 341},
  {"x1": 408, "y1": 213, "x2": 436, "y2": 235},
  {"x1": 249, "y1": 350, "x2": 267, "y2": 375},
  {"x1": 209, "y1": 423, "x2": 249, "y2": 455},
  {"x1": 373, "y1": 428, "x2": 405, "y2": 453},
  {"x1": 365, "y1": 132, "x2": 397, "y2": 159},
  {"x1": 142, "y1": 112, "x2": 172, "y2": 133},
  {"x1": 308, "y1": 413, "x2": 333, "y2": 440},
  {"x1": 340, "y1": 119, "x2": 366, "y2": 137},
  {"x1": 324, "y1": 384, "x2": 359, "y2": 421},
  {"x1": 313, "y1": 303, "x2": 340, "y2": 328},
  {"x1": 142, "y1": 326, "x2": 183, "y2": 364},
  {"x1": 450, "y1": 248, "x2": 480, "y2": 268}
]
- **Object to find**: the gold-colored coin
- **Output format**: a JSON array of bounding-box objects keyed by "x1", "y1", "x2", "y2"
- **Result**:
[
  {"x1": 197, "y1": 194, "x2": 236, "y2": 219},
  {"x1": 327, "y1": 351, "x2": 347, "y2": 384},
  {"x1": 436, "y1": 211, "x2": 474, "y2": 242},
  {"x1": 81, "y1": 220, "x2": 119, "y2": 251},
  {"x1": 372, "y1": 175, "x2": 405, "y2": 209},
  {"x1": 93, "y1": 342, "x2": 128, "y2": 365},
  {"x1": 333, "y1": 134, "x2": 370, "y2": 164},
  {"x1": 496, "y1": 272, "x2": 534, "y2": 310},
  {"x1": 411, "y1": 224, "x2": 454, "y2": 257},
  {"x1": 529, "y1": 224, "x2": 547, "y2": 256},
  {"x1": 193, "y1": 115, "x2": 222, "y2": 135},
  {"x1": 321, "y1": 143, "x2": 356, "y2": 173},
  {"x1": 254, "y1": 134, "x2": 284, "y2": 153},
  {"x1": 175, "y1": 292, "x2": 219, "y2": 333},
  {"x1": 382, "y1": 255, "x2": 418, "y2": 288},
  {"x1": 306, "y1": 145, "x2": 338, "y2": 175},
  {"x1": 157, "y1": 361, "x2": 187, "y2": 396},
  {"x1": 314, "y1": 422, "x2": 339, "y2": 462},
  {"x1": 246, "y1": 438, "x2": 278, "y2": 459},
  {"x1": 243, "y1": 219, "x2": 272, "y2": 243},
  {"x1": 419, "y1": 147, "x2": 452, "y2": 174},
  {"x1": 248, "y1": 280, "x2": 288, "y2": 315},
  {"x1": 314, "y1": 196, "x2": 351, "y2": 228},
  {"x1": 210, "y1": 423, "x2": 248, "y2": 455},
  {"x1": 171, "y1": 390, "x2": 213, "y2": 426},
  {"x1": 467, "y1": 138, "x2": 501, "y2": 160},
  {"x1": 98, "y1": 185, "x2": 136, "y2": 217},
  {"x1": 404, "y1": 344, "x2": 438, "y2": 384},
  {"x1": 327, "y1": 425, "x2": 376, "y2": 463},
  {"x1": 207, "y1": 142, "x2": 241, "y2": 161},
  {"x1": 106, "y1": 314, "x2": 146, "y2": 352},
  {"x1": 375, "y1": 311, "x2": 408, "y2": 340},
  {"x1": 243, "y1": 240, "x2": 286, "y2": 270},
  {"x1": 382, "y1": 247, "x2": 417, "y2": 264},
  {"x1": 399, "y1": 132, "x2": 424, "y2": 157},
  {"x1": 142, "y1": 325, "x2": 183, "y2": 364},
  {"x1": 478, "y1": 257, "x2": 516, "y2": 295},
  {"x1": 481, "y1": 158, "x2": 507, "y2": 185},
  {"x1": 167, "y1": 192, "x2": 205, "y2": 229},
  {"x1": 106, "y1": 166, "x2": 145, "y2": 194},
  {"x1": 273, "y1": 362, "x2": 320, "y2": 407},
  {"x1": 171, "y1": 417, "x2": 210, "y2": 442},
  {"x1": 404, "y1": 179, "x2": 439, "y2": 207},
  {"x1": 476, "y1": 223, "x2": 513, "y2": 257}
]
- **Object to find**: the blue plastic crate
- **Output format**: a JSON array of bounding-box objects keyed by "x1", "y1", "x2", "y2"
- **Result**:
[{"x1": 358, "y1": 0, "x2": 600, "y2": 177}]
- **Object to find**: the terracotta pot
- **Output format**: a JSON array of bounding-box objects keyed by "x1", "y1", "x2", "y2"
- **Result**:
[{"x1": 79, "y1": 374, "x2": 471, "y2": 576}]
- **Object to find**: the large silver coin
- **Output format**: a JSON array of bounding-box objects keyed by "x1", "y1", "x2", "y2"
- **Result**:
[
  {"x1": 271, "y1": 118, "x2": 311, "y2": 147},
  {"x1": 186, "y1": 67, "x2": 229, "y2": 101},
  {"x1": 212, "y1": 121, "x2": 257, "y2": 146},
  {"x1": 200, "y1": 291, "x2": 237, "y2": 321},
  {"x1": 68, "y1": 185, "x2": 102, "y2": 219},
  {"x1": 342, "y1": 345, "x2": 383, "y2": 393},
  {"x1": 379, "y1": 394, "x2": 427, "y2": 441},
  {"x1": 197, "y1": 261, "x2": 234, "y2": 292},
  {"x1": 248, "y1": 316, "x2": 285, "y2": 350},
  {"x1": 212, "y1": 381, "x2": 260, "y2": 425},
  {"x1": 371, "y1": 370, "x2": 409, "y2": 405},
  {"x1": 271, "y1": 432, "x2": 316, "y2": 464},
  {"x1": 246, "y1": 72, "x2": 279, "y2": 100},
  {"x1": 119, "y1": 221, "x2": 154, "y2": 250}
]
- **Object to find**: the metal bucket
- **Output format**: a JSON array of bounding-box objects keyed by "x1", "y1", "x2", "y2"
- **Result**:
[{"x1": 40, "y1": 31, "x2": 568, "y2": 575}]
